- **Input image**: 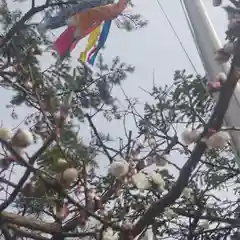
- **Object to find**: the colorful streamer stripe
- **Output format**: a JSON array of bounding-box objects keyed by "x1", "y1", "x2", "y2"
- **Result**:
[
  {"x1": 79, "y1": 25, "x2": 101, "y2": 62},
  {"x1": 52, "y1": 0, "x2": 126, "y2": 62},
  {"x1": 87, "y1": 20, "x2": 112, "y2": 65}
]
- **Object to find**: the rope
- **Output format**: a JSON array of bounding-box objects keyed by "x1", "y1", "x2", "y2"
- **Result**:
[{"x1": 155, "y1": 0, "x2": 199, "y2": 74}]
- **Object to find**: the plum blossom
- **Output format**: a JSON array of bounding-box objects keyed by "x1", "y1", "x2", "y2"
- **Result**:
[
  {"x1": 181, "y1": 129, "x2": 200, "y2": 145},
  {"x1": 132, "y1": 172, "x2": 150, "y2": 190},
  {"x1": 102, "y1": 228, "x2": 119, "y2": 240},
  {"x1": 216, "y1": 72, "x2": 227, "y2": 82},
  {"x1": 11, "y1": 129, "x2": 34, "y2": 148},
  {"x1": 205, "y1": 131, "x2": 230, "y2": 149},
  {"x1": 148, "y1": 170, "x2": 165, "y2": 192},
  {"x1": 182, "y1": 187, "x2": 193, "y2": 200},
  {"x1": 108, "y1": 160, "x2": 129, "y2": 179},
  {"x1": 0, "y1": 128, "x2": 12, "y2": 141},
  {"x1": 62, "y1": 168, "x2": 78, "y2": 186}
]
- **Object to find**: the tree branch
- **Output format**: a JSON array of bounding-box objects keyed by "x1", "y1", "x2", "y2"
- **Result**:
[
  {"x1": 0, "y1": 135, "x2": 55, "y2": 212},
  {"x1": 127, "y1": 41, "x2": 240, "y2": 238},
  {"x1": 85, "y1": 113, "x2": 113, "y2": 163},
  {"x1": 1, "y1": 212, "x2": 61, "y2": 234},
  {"x1": 1, "y1": 225, "x2": 12, "y2": 240},
  {"x1": 8, "y1": 224, "x2": 49, "y2": 240},
  {"x1": 0, "y1": 1, "x2": 79, "y2": 47}
]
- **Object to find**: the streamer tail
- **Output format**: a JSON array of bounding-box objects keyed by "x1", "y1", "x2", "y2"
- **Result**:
[{"x1": 88, "y1": 20, "x2": 112, "y2": 65}]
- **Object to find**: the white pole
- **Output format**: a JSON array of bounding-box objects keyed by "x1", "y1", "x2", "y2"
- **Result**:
[{"x1": 181, "y1": 0, "x2": 240, "y2": 168}]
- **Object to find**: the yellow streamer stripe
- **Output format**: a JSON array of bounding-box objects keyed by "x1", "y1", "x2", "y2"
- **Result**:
[{"x1": 79, "y1": 25, "x2": 101, "y2": 62}]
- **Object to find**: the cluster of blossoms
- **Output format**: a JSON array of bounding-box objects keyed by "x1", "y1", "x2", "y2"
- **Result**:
[
  {"x1": 181, "y1": 128, "x2": 230, "y2": 149},
  {"x1": 0, "y1": 128, "x2": 34, "y2": 169},
  {"x1": 108, "y1": 157, "x2": 168, "y2": 192},
  {"x1": 212, "y1": 4, "x2": 240, "y2": 64}
]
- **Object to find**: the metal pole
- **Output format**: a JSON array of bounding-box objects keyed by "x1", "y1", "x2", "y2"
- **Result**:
[{"x1": 181, "y1": 0, "x2": 240, "y2": 168}]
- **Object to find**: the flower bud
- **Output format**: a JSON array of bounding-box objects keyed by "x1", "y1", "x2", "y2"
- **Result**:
[{"x1": 11, "y1": 129, "x2": 33, "y2": 148}]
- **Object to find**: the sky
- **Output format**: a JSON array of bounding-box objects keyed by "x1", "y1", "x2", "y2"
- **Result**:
[{"x1": 2, "y1": 0, "x2": 235, "y2": 214}]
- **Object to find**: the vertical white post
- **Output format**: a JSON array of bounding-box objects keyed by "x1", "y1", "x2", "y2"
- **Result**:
[{"x1": 182, "y1": 0, "x2": 240, "y2": 167}]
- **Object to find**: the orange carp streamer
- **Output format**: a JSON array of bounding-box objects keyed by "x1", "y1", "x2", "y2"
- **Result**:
[
  {"x1": 67, "y1": 0, "x2": 126, "y2": 37},
  {"x1": 53, "y1": 0, "x2": 126, "y2": 59}
]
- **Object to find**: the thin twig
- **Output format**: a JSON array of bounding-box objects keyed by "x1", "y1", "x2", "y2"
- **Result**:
[{"x1": 85, "y1": 114, "x2": 113, "y2": 163}]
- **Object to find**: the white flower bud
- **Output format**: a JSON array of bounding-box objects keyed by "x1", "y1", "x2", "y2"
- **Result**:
[
  {"x1": 24, "y1": 81, "x2": 33, "y2": 89},
  {"x1": 132, "y1": 172, "x2": 150, "y2": 190},
  {"x1": 181, "y1": 129, "x2": 200, "y2": 145},
  {"x1": 149, "y1": 171, "x2": 165, "y2": 188},
  {"x1": 206, "y1": 131, "x2": 230, "y2": 149},
  {"x1": 0, "y1": 128, "x2": 12, "y2": 141},
  {"x1": 108, "y1": 160, "x2": 129, "y2": 179},
  {"x1": 62, "y1": 168, "x2": 78, "y2": 187},
  {"x1": 216, "y1": 72, "x2": 227, "y2": 82},
  {"x1": 102, "y1": 228, "x2": 119, "y2": 240},
  {"x1": 182, "y1": 187, "x2": 192, "y2": 199},
  {"x1": 11, "y1": 129, "x2": 33, "y2": 148}
]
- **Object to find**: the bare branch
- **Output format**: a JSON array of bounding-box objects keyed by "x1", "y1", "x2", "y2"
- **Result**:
[{"x1": 2, "y1": 212, "x2": 61, "y2": 234}]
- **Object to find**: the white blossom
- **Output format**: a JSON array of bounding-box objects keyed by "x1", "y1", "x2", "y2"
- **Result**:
[
  {"x1": 132, "y1": 172, "x2": 150, "y2": 190},
  {"x1": 149, "y1": 171, "x2": 165, "y2": 191},
  {"x1": 62, "y1": 168, "x2": 78, "y2": 186},
  {"x1": 11, "y1": 129, "x2": 34, "y2": 148},
  {"x1": 216, "y1": 72, "x2": 227, "y2": 82},
  {"x1": 102, "y1": 228, "x2": 119, "y2": 240},
  {"x1": 181, "y1": 129, "x2": 200, "y2": 145},
  {"x1": 182, "y1": 187, "x2": 192, "y2": 199},
  {"x1": 108, "y1": 160, "x2": 129, "y2": 179},
  {"x1": 164, "y1": 208, "x2": 177, "y2": 219},
  {"x1": 23, "y1": 81, "x2": 33, "y2": 89},
  {"x1": 206, "y1": 131, "x2": 230, "y2": 149},
  {"x1": 0, "y1": 128, "x2": 12, "y2": 141}
]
